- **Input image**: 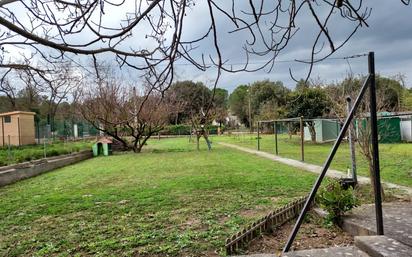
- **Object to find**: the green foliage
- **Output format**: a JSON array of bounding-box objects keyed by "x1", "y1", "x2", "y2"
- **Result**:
[
  {"x1": 326, "y1": 75, "x2": 405, "y2": 114},
  {"x1": 166, "y1": 80, "x2": 212, "y2": 123},
  {"x1": 403, "y1": 88, "x2": 412, "y2": 110},
  {"x1": 161, "y1": 125, "x2": 224, "y2": 135},
  {"x1": 250, "y1": 80, "x2": 289, "y2": 116},
  {"x1": 316, "y1": 180, "x2": 359, "y2": 226},
  {"x1": 229, "y1": 80, "x2": 290, "y2": 127},
  {"x1": 286, "y1": 87, "x2": 331, "y2": 119},
  {"x1": 161, "y1": 124, "x2": 192, "y2": 135},
  {"x1": 213, "y1": 88, "x2": 229, "y2": 109},
  {"x1": 229, "y1": 84, "x2": 249, "y2": 125}
]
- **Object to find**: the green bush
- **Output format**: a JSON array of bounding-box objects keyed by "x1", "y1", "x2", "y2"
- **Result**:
[
  {"x1": 162, "y1": 125, "x2": 192, "y2": 135},
  {"x1": 316, "y1": 180, "x2": 359, "y2": 226},
  {"x1": 161, "y1": 125, "x2": 225, "y2": 135},
  {"x1": 0, "y1": 140, "x2": 94, "y2": 166},
  {"x1": 48, "y1": 149, "x2": 59, "y2": 157}
]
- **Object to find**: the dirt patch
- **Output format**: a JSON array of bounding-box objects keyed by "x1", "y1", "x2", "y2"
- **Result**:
[
  {"x1": 239, "y1": 208, "x2": 269, "y2": 219},
  {"x1": 240, "y1": 213, "x2": 354, "y2": 255}
]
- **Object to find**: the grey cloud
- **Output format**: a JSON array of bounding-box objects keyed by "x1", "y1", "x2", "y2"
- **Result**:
[{"x1": 176, "y1": 1, "x2": 412, "y2": 92}]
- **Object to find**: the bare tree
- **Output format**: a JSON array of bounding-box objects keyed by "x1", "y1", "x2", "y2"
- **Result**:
[
  {"x1": 38, "y1": 63, "x2": 82, "y2": 133},
  {"x1": 326, "y1": 75, "x2": 403, "y2": 197},
  {"x1": 0, "y1": 75, "x2": 18, "y2": 109},
  {"x1": 80, "y1": 74, "x2": 173, "y2": 153}
]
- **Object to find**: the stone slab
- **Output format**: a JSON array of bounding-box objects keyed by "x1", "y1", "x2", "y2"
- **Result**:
[
  {"x1": 281, "y1": 246, "x2": 369, "y2": 257},
  {"x1": 234, "y1": 255, "x2": 276, "y2": 257},
  {"x1": 342, "y1": 203, "x2": 412, "y2": 247},
  {"x1": 233, "y1": 247, "x2": 369, "y2": 257},
  {"x1": 355, "y1": 236, "x2": 412, "y2": 257}
]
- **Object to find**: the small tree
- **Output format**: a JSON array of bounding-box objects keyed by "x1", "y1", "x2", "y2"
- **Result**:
[
  {"x1": 165, "y1": 80, "x2": 215, "y2": 150},
  {"x1": 286, "y1": 87, "x2": 331, "y2": 142},
  {"x1": 212, "y1": 88, "x2": 229, "y2": 129},
  {"x1": 326, "y1": 75, "x2": 405, "y2": 198},
  {"x1": 80, "y1": 77, "x2": 172, "y2": 153},
  {"x1": 228, "y1": 85, "x2": 249, "y2": 126}
]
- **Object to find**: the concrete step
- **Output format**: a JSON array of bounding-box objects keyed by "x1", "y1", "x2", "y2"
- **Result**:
[
  {"x1": 281, "y1": 246, "x2": 369, "y2": 257},
  {"x1": 355, "y1": 235, "x2": 412, "y2": 257},
  {"x1": 234, "y1": 247, "x2": 369, "y2": 257},
  {"x1": 342, "y1": 203, "x2": 412, "y2": 247}
]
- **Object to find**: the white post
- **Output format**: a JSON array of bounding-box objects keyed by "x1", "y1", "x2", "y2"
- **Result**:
[{"x1": 73, "y1": 124, "x2": 78, "y2": 138}]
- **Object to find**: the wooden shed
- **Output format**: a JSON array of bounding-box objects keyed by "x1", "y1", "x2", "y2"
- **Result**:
[{"x1": 0, "y1": 111, "x2": 36, "y2": 146}]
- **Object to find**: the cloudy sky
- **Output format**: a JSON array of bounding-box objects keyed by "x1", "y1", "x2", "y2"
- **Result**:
[{"x1": 170, "y1": 1, "x2": 412, "y2": 92}]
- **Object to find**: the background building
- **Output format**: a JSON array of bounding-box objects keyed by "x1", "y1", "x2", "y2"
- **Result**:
[{"x1": 0, "y1": 111, "x2": 36, "y2": 146}]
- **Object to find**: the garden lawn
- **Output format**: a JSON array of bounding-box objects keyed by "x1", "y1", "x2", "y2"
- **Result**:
[
  {"x1": 215, "y1": 134, "x2": 412, "y2": 187},
  {"x1": 0, "y1": 137, "x2": 316, "y2": 257},
  {"x1": 0, "y1": 140, "x2": 93, "y2": 166}
]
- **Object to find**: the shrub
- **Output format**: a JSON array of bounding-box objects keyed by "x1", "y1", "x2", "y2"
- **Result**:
[
  {"x1": 48, "y1": 149, "x2": 60, "y2": 157},
  {"x1": 161, "y1": 124, "x2": 225, "y2": 135},
  {"x1": 161, "y1": 125, "x2": 192, "y2": 135},
  {"x1": 316, "y1": 180, "x2": 359, "y2": 226}
]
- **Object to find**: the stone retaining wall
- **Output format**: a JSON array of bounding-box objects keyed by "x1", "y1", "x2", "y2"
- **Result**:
[{"x1": 0, "y1": 150, "x2": 93, "y2": 187}]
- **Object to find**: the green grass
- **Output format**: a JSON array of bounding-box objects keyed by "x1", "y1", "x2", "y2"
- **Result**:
[
  {"x1": 0, "y1": 137, "x2": 317, "y2": 256},
  {"x1": 214, "y1": 134, "x2": 412, "y2": 187},
  {"x1": 0, "y1": 140, "x2": 93, "y2": 167}
]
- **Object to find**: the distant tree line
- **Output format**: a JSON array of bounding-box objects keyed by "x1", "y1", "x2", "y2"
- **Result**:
[
  {"x1": 1, "y1": 67, "x2": 411, "y2": 153},
  {"x1": 228, "y1": 76, "x2": 412, "y2": 131}
]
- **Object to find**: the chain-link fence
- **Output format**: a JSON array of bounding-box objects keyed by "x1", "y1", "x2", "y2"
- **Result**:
[
  {"x1": 34, "y1": 119, "x2": 100, "y2": 142},
  {"x1": 0, "y1": 136, "x2": 94, "y2": 166},
  {"x1": 0, "y1": 116, "x2": 98, "y2": 166}
]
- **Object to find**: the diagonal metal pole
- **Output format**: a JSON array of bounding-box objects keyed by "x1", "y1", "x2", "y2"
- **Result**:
[
  {"x1": 257, "y1": 121, "x2": 260, "y2": 151},
  {"x1": 274, "y1": 121, "x2": 278, "y2": 155},
  {"x1": 368, "y1": 51, "x2": 384, "y2": 235},
  {"x1": 283, "y1": 74, "x2": 371, "y2": 253},
  {"x1": 346, "y1": 96, "x2": 357, "y2": 184}
]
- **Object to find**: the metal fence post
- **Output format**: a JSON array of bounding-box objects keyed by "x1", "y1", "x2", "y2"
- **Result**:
[
  {"x1": 346, "y1": 97, "x2": 357, "y2": 183},
  {"x1": 7, "y1": 135, "x2": 11, "y2": 163},
  {"x1": 368, "y1": 51, "x2": 384, "y2": 235},
  {"x1": 257, "y1": 121, "x2": 260, "y2": 151},
  {"x1": 43, "y1": 136, "x2": 47, "y2": 159},
  {"x1": 283, "y1": 74, "x2": 372, "y2": 253},
  {"x1": 274, "y1": 121, "x2": 278, "y2": 155},
  {"x1": 300, "y1": 116, "x2": 304, "y2": 161}
]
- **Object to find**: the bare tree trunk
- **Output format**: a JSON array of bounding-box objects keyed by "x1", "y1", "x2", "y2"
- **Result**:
[
  {"x1": 203, "y1": 132, "x2": 212, "y2": 150},
  {"x1": 367, "y1": 156, "x2": 385, "y2": 201},
  {"x1": 308, "y1": 124, "x2": 316, "y2": 143}
]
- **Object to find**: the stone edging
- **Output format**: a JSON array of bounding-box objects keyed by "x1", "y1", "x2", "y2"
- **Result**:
[{"x1": 0, "y1": 150, "x2": 92, "y2": 187}]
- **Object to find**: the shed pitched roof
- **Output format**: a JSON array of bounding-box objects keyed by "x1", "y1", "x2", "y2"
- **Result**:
[{"x1": 0, "y1": 111, "x2": 36, "y2": 117}]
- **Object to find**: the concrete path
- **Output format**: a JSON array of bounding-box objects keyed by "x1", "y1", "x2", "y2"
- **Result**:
[{"x1": 218, "y1": 142, "x2": 412, "y2": 196}]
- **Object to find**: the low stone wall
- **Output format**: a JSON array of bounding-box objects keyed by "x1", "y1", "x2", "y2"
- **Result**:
[{"x1": 0, "y1": 150, "x2": 93, "y2": 187}]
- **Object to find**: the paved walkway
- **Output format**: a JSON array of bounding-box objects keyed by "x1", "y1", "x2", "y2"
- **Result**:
[{"x1": 218, "y1": 142, "x2": 412, "y2": 196}]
